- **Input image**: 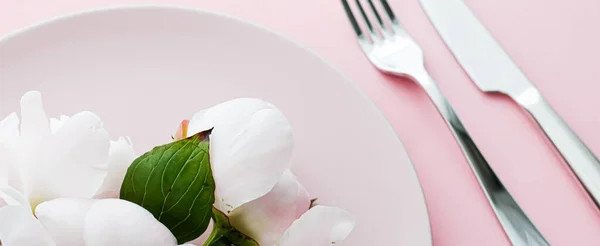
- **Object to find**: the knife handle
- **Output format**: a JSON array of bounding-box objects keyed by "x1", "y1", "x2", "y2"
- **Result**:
[
  {"x1": 412, "y1": 70, "x2": 549, "y2": 246},
  {"x1": 518, "y1": 87, "x2": 600, "y2": 208}
]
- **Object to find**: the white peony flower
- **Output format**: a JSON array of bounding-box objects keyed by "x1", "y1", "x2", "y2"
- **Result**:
[
  {"x1": 0, "y1": 196, "x2": 196, "y2": 246},
  {"x1": 181, "y1": 98, "x2": 355, "y2": 245},
  {"x1": 0, "y1": 92, "x2": 197, "y2": 246},
  {"x1": 0, "y1": 93, "x2": 354, "y2": 246},
  {"x1": 0, "y1": 91, "x2": 135, "y2": 211},
  {"x1": 228, "y1": 169, "x2": 355, "y2": 245},
  {"x1": 184, "y1": 98, "x2": 295, "y2": 216},
  {"x1": 226, "y1": 170, "x2": 311, "y2": 244}
]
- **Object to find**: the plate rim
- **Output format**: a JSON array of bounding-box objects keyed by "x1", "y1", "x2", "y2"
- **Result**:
[{"x1": 0, "y1": 4, "x2": 432, "y2": 244}]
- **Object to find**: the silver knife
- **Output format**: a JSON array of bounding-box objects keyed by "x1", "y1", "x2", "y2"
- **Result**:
[{"x1": 419, "y1": 0, "x2": 600, "y2": 212}]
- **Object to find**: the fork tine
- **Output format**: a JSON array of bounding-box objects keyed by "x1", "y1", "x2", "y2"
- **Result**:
[
  {"x1": 341, "y1": 0, "x2": 363, "y2": 37},
  {"x1": 366, "y1": 0, "x2": 386, "y2": 30},
  {"x1": 354, "y1": 0, "x2": 375, "y2": 34},
  {"x1": 379, "y1": 0, "x2": 399, "y2": 25}
]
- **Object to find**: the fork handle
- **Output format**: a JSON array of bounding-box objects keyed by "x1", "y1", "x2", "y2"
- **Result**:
[
  {"x1": 411, "y1": 70, "x2": 549, "y2": 246},
  {"x1": 517, "y1": 87, "x2": 600, "y2": 208}
]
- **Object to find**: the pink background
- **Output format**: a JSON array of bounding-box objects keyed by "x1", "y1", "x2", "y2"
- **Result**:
[{"x1": 1, "y1": 0, "x2": 599, "y2": 245}]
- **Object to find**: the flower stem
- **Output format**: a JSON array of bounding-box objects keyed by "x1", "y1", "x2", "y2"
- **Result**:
[
  {"x1": 203, "y1": 228, "x2": 230, "y2": 246},
  {"x1": 205, "y1": 207, "x2": 259, "y2": 246}
]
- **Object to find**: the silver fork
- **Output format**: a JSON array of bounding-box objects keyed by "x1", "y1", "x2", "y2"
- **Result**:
[{"x1": 341, "y1": 0, "x2": 549, "y2": 245}]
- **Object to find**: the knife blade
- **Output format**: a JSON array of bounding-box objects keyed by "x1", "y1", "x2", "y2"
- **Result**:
[
  {"x1": 418, "y1": 0, "x2": 532, "y2": 96},
  {"x1": 418, "y1": 0, "x2": 600, "y2": 213}
]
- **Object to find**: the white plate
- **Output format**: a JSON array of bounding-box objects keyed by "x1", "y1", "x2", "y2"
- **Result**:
[{"x1": 0, "y1": 6, "x2": 431, "y2": 245}]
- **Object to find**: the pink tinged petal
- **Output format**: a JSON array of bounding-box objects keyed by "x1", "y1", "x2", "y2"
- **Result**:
[
  {"x1": 83, "y1": 199, "x2": 178, "y2": 246},
  {"x1": 95, "y1": 137, "x2": 136, "y2": 198},
  {"x1": 0, "y1": 206, "x2": 56, "y2": 246},
  {"x1": 174, "y1": 120, "x2": 190, "y2": 141},
  {"x1": 19, "y1": 91, "x2": 50, "y2": 138},
  {"x1": 279, "y1": 206, "x2": 355, "y2": 246},
  {"x1": 35, "y1": 198, "x2": 93, "y2": 245},
  {"x1": 30, "y1": 111, "x2": 109, "y2": 203},
  {"x1": 229, "y1": 170, "x2": 303, "y2": 245},
  {"x1": 187, "y1": 98, "x2": 294, "y2": 213},
  {"x1": 49, "y1": 115, "x2": 70, "y2": 134},
  {"x1": 0, "y1": 198, "x2": 6, "y2": 208},
  {"x1": 295, "y1": 181, "x2": 310, "y2": 219}
]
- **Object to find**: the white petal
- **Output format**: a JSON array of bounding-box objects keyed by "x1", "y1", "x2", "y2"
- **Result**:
[
  {"x1": 187, "y1": 98, "x2": 294, "y2": 213},
  {"x1": 0, "y1": 113, "x2": 20, "y2": 186},
  {"x1": 29, "y1": 111, "x2": 109, "y2": 204},
  {"x1": 0, "y1": 205, "x2": 56, "y2": 246},
  {"x1": 0, "y1": 112, "x2": 19, "y2": 143},
  {"x1": 83, "y1": 199, "x2": 177, "y2": 246},
  {"x1": 0, "y1": 185, "x2": 30, "y2": 207},
  {"x1": 0, "y1": 145, "x2": 10, "y2": 186},
  {"x1": 95, "y1": 137, "x2": 136, "y2": 198},
  {"x1": 49, "y1": 115, "x2": 70, "y2": 134},
  {"x1": 279, "y1": 206, "x2": 355, "y2": 246},
  {"x1": 35, "y1": 198, "x2": 93, "y2": 245},
  {"x1": 0, "y1": 141, "x2": 26, "y2": 193},
  {"x1": 19, "y1": 91, "x2": 49, "y2": 138},
  {"x1": 229, "y1": 170, "x2": 308, "y2": 245}
]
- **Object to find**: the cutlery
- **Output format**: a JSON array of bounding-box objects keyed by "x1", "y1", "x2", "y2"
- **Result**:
[
  {"x1": 341, "y1": 0, "x2": 549, "y2": 245},
  {"x1": 419, "y1": 0, "x2": 600, "y2": 211}
]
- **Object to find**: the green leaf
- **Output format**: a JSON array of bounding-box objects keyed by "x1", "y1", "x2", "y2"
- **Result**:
[
  {"x1": 120, "y1": 130, "x2": 216, "y2": 244},
  {"x1": 203, "y1": 207, "x2": 259, "y2": 246}
]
